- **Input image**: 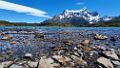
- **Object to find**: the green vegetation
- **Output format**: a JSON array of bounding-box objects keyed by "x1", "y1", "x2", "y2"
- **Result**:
[
  {"x1": 0, "y1": 20, "x2": 39, "y2": 26},
  {"x1": 0, "y1": 19, "x2": 120, "y2": 27},
  {"x1": 39, "y1": 22, "x2": 75, "y2": 27}
]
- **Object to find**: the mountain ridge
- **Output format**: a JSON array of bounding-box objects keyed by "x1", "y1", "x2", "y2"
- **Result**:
[{"x1": 42, "y1": 7, "x2": 107, "y2": 24}]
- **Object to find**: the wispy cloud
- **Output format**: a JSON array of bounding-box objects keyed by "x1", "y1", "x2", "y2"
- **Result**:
[
  {"x1": 0, "y1": 0, "x2": 51, "y2": 18},
  {"x1": 75, "y1": 2, "x2": 84, "y2": 5}
]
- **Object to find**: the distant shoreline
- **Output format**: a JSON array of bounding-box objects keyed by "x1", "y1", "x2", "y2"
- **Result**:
[{"x1": 0, "y1": 20, "x2": 120, "y2": 27}]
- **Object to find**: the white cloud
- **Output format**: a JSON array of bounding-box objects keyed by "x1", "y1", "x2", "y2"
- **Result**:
[
  {"x1": 0, "y1": 0, "x2": 51, "y2": 18},
  {"x1": 75, "y1": 2, "x2": 84, "y2": 5}
]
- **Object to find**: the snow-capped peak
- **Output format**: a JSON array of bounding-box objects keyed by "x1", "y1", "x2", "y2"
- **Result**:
[
  {"x1": 102, "y1": 16, "x2": 112, "y2": 21},
  {"x1": 53, "y1": 7, "x2": 100, "y2": 24},
  {"x1": 63, "y1": 7, "x2": 88, "y2": 13}
]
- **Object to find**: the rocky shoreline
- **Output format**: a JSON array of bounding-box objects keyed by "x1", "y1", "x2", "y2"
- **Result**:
[{"x1": 0, "y1": 28, "x2": 120, "y2": 68}]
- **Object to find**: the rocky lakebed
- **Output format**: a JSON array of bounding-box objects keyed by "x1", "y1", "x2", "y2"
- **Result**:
[{"x1": 0, "y1": 26, "x2": 120, "y2": 68}]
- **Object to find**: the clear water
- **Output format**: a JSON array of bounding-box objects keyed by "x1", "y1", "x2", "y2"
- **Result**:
[{"x1": 0, "y1": 26, "x2": 120, "y2": 61}]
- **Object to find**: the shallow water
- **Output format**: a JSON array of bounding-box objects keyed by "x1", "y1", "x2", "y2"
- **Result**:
[{"x1": 0, "y1": 26, "x2": 120, "y2": 61}]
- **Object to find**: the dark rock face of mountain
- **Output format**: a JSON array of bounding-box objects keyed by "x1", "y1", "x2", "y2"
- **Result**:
[{"x1": 42, "y1": 7, "x2": 100, "y2": 24}]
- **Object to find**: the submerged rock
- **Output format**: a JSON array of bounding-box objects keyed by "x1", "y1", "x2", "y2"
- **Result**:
[
  {"x1": 63, "y1": 40, "x2": 73, "y2": 46},
  {"x1": 110, "y1": 37, "x2": 116, "y2": 42},
  {"x1": 35, "y1": 33, "x2": 44, "y2": 38},
  {"x1": 82, "y1": 46, "x2": 92, "y2": 52},
  {"x1": 6, "y1": 49, "x2": 14, "y2": 56},
  {"x1": 10, "y1": 41, "x2": 17, "y2": 44},
  {"x1": 1, "y1": 35, "x2": 12, "y2": 40},
  {"x1": 50, "y1": 46, "x2": 66, "y2": 51},
  {"x1": 81, "y1": 39, "x2": 90, "y2": 46}
]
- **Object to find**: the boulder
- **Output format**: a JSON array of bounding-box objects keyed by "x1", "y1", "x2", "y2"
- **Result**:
[{"x1": 97, "y1": 57, "x2": 114, "y2": 68}]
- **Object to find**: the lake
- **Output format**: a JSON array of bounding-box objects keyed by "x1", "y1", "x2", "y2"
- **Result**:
[{"x1": 0, "y1": 26, "x2": 120, "y2": 61}]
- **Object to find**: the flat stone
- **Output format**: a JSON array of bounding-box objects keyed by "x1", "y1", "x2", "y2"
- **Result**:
[
  {"x1": 112, "y1": 60, "x2": 120, "y2": 65},
  {"x1": 52, "y1": 55, "x2": 66, "y2": 65},
  {"x1": 0, "y1": 61, "x2": 13, "y2": 68},
  {"x1": 70, "y1": 55, "x2": 87, "y2": 65},
  {"x1": 38, "y1": 56, "x2": 57, "y2": 68},
  {"x1": 10, "y1": 64, "x2": 23, "y2": 68},
  {"x1": 97, "y1": 57, "x2": 114, "y2": 68},
  {"x1": 103, "y1": 51, "x2": 119, "y2": 60},
  {"x1": 27, "y1": 61, "x2": 38, "y2": 68}
]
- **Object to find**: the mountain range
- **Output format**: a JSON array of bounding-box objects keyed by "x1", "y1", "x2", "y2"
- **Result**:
[{"x1": 42, "y1": 7, "x2": 114, "y2": 25}]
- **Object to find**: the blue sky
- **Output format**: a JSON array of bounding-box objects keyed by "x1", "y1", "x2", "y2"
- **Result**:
[{"x1": 0, "y1": 0, "x2": 120, "y2": 23}]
